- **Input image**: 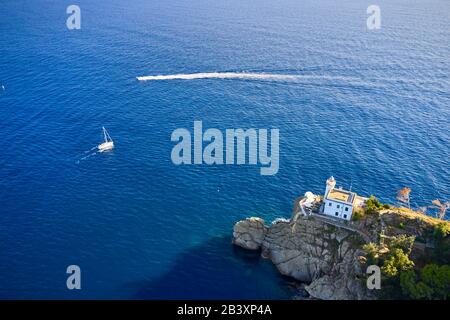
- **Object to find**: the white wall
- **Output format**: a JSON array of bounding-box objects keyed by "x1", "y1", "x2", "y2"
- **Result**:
[{"x1": 323, "y1": 200, "x2": 352, "y2": 220}]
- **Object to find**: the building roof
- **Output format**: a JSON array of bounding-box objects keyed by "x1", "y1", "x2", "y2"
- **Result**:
[
  {"x1": 326, "y1": 188, "x2": 355, "y2": 204},
  {"x1": 354, "y1": 195, "x2": 367, "y2": 207}
]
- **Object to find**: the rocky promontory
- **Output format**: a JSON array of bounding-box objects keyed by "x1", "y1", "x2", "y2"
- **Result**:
[{"x1": 232, "y1": 198, "x2": 450, "y2": 300}]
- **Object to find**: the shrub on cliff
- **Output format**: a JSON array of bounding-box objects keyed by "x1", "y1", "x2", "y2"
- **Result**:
[
  {"x1": 434, "y1": 223, "x2": 450, "y2": 240},
  {"x1": 382, "y1": 248, "x2": 414, "y2": 277},
  {"x1": 362, "y1": 235, "x2": 415, "y2": 273},
  {"x1": 352, "y1": 208, "x2": 365, "y2": 221},
  {"x1": 365, "y1": 195, "x2": 383, "y2": 214},
  {"x1": 361, "y1": 234, "x2": 416, "y2": 299},
  {"x1": 433, "y1": 223, "x2": 450, "y2": 264},
  {"x1": 400, "y1": 270, "x2": 433, "y2": 299},
  {"x1": 387, "y1": 234, "x2": 415, "y2": 255},
  {"x1": 400, "y1": 264, "x2": 450, "y2": 300},
  {"x1": 362, "y1": 242, "x2": 380, "y2": 264}
]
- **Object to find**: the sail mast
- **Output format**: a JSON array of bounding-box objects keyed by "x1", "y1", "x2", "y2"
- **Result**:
[
  {"x1": 98, "y1": 127, "x2": 114, "y2": 152},
  {"x1": 103, "y1": 127, "x2": 108, "y2": 142}
]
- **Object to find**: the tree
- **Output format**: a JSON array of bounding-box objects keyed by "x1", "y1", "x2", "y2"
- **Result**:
[
  {"x1": 400, "y1": 270, "x2": 432, "y2": 299},
  {"x1": 400, "y1": 264, "x2": 450, "y2": 300},
  {"x1": 365, "y1": 195, "x2": 383, "y2": 214},
  {"x1": 421, "y1": 264, "x2": 450, "y2": 299},
  {"x1": 381, "y1": 248, "x2": 414, "y2": 277},
  {"x1": 362, "y1": 242, "x2": 380, "y2": 264},
  {"x1": 433, "y1": 223, "x2": 450, "y2": 264},
  {"x1": 387, "y1": 234, "x2": 415, "y2": 255},
  {"x1": 434, "y1": 223, "x2": 450, "y2": 240},
  {"x1": 397, "y1": 187, "x2": 411, "y2": 209}
]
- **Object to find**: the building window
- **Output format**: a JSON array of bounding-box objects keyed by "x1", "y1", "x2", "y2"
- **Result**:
[
  {"x1": 335, "y1": 212, "x2": 339, "y2": 216},
  {"x1": 337, "y1": 204, "x2": 340, "y2": 209},
  {"x1": 328, "y1": 202, "x2": 332, "y2": 207},
  {"x1": 344, "y1": 214, "x2": 347, "y2": 219},
  {"x1": 345, "y1": 207, "x2": 349, "y2": 212}
]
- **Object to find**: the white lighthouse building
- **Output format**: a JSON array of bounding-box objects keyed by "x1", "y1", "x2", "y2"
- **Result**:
[{"x1": 322, "y1": 176, "x2": 365, "y2": 221}]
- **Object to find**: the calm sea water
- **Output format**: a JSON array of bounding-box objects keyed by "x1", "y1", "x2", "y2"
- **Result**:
[{"x1": 0, "y1": 0, "x2": 449, "y2": 299}]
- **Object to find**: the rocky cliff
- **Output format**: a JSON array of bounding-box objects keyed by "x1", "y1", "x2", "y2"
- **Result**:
[
  {"x1": 232, "y1": 202, "x2": 448, "y2": 300},
  {"x1": 233, "y1": 215, "x2": 371, "y2": 299}
]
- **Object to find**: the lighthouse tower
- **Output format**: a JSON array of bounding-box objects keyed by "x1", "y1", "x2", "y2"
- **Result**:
[{"x1": 325, "y1": 176, "x2": 336, "y2": 197}]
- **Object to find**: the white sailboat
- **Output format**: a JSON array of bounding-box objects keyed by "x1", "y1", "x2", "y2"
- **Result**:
[{"x1": 98, "y1": 127, "x2": 114, "y2": 152}]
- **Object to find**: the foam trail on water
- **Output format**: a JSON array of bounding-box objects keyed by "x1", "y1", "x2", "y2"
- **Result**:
[
  {"x1": 76, "y1": 146, "x2": 98, "y2": 164},
  {"x1": 85, "y1": 146, "x2": 97, "y2": 153},
  {"x1": 135, "y1": 72, "x2": 360, "y2": 82}
]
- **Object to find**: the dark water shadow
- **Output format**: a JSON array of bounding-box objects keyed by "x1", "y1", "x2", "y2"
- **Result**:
[{"x1": 129, "y1": 236, "x2": 297, "y2": 300}]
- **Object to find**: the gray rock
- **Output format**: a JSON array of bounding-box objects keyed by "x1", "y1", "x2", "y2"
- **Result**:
[
  {"x1": 232, "y1": 217, "x2": 267, "y2": 250},
  {"x1": 232, "y1": 207, "x2": 446, "y2": 300},
  {"x1": 232, "y1": 215, "x2": 373, "y2": 299}
]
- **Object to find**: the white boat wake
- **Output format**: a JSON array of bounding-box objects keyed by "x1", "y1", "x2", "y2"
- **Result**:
[
  {"x1": 136, "y1": 72, "x2": 360, "y2": 83},
  {"x1": 84, "y1": 146, "x2": 97, "y2": 154},
  {"x1": 76, "y1": 148, "x2": 98, "y2": 164},
  {"x1": 136, "y1": 72, "x2": 301, "y2": 81}
]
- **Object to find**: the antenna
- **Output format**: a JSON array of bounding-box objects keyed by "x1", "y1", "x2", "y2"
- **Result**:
[{"x1": 349, "y1": 178, "x2": 353, "y2": 192}]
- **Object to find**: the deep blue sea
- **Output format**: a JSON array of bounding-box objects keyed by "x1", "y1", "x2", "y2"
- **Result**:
[{"x1": 0, "y1": 0, "x2": 449, "y2": 299}]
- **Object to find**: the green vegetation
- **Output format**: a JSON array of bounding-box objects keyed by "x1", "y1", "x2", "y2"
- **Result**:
[
  {"x1": 381, "y1": 235, "x2": 415, "y2": 278},
  {"x1": 387, "y1": 234, "x2": 415, "y2": 254},
  {"x1": 362, "y1": 242, "x2": 380, "y2": 265},
  {"x1": 352, "y1": 195, "x2": 387, "y2": 221},
  {"x1": 399, "y1": 223, "x2": 450, "y2": 299},
  {"x1": 400, "y1": 264, "x2": 450, "y2": 300},
  {"x1": 350, "y1": 194, "x2": 396, "y2": 222},
  {"x1": 362, "y1": 230, "x2": 450, "y2": 299},
  {"x1": 352, "y1": 208, "x2": 364, "y2": 221},
  {"x1": 362, "y1": 235, "x2": 416, "y2": 299},
  {"x1": 433, "y1": 223, "x2": 450, "y2": 265},
  {"x1": 403, "y1": 222, "x2": 450, "y2": 299},
  {"x1": 357, "y1": 195, "x2": 390, "y2": 218},
  {"x1": 358, "y1": 203, "x2": 450, "y2": 299},
  {"x1": 382, "y1": 248, "x2": 414, "y2": 277},
  {"x1": 365, "y1": 195, "x2": 383, "y2": 214},
  {"x1": 362, "y1": 235, "x2": 415, "y2": 274},
  {"x1": 434, "y1": 223, "x2": 450, "y2": 240}
]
